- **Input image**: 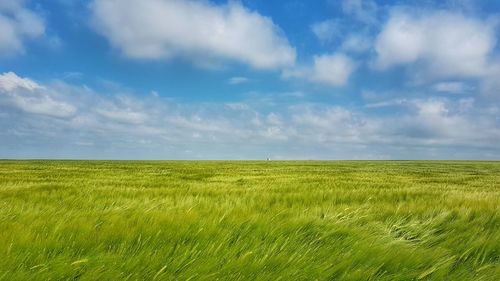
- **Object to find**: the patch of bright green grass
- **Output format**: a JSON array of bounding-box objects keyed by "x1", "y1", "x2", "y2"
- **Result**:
[{"x1": 0, "y1": 160, "x2": 498, "y2": 280}]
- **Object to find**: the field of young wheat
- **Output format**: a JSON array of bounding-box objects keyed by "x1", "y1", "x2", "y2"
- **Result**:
[{"x1": 0, "y1": 160, "x2": 498, "y2": 280}]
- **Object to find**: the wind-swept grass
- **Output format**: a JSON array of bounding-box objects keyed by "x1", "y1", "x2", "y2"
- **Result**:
[{"x1": 0, "y1": 160, "x2": 498, "y2": 280}]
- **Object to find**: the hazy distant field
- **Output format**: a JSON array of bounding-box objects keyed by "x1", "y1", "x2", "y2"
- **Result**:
[{"x1": 0, "y1": 161, "x2": 498, "y2": 280}]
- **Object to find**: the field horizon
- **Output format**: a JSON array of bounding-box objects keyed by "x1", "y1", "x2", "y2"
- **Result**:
[
  {"x1": 1, "y1": 160, "x2": 499, "y2": 280},
  {"x1": 2, "y1": 159, "x2": 499, "y2": 161}
]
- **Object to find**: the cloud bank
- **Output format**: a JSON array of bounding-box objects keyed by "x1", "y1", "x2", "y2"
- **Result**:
[{"x1": 1, "y1": 72, "x2": 499, "y2": 159}]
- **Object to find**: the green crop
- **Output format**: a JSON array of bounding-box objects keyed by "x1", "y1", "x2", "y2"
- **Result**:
[{"x1": 0, "y1": 160, "x2": 498, "y2": 280}]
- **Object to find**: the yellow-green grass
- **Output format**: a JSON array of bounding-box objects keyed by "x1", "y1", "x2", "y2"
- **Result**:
[{"x1": 0, "y1": 160, "x2": 498, "y2": 280}]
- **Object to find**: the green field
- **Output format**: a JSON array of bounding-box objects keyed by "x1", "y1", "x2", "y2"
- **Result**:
[{"x1": 0, "y1": 161, "x2": 498, "y2": 280}]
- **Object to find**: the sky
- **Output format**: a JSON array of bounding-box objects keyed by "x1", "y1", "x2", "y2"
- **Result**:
[{"x1": 1, "y1": 0, "x2": 500, "y2": 160}]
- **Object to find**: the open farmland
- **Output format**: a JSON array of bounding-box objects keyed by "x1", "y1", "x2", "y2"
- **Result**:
[{"x1": 0, "y1": 160, "x2": 499, "y2": 280}]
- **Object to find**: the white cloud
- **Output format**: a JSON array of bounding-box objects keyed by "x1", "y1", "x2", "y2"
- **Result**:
[
  {"x1": 92, "y1": 95, "x2": 153, "y2": 125},
  {"x1": 1, "y1": 71, "x2": 499, "y2": 159},
  {"x1": 266, "y1": 112, "x2": 282, "y2": 126},
  {"x1": 90, "y1": 0, "x2": 296, "y2": 69},
  {"x1": 481, "y1": 62, "x2": 500, "y2": 96},
  {"x1": 292, "y1": 106, "x2": 362, "y2": 143},
  {"x1": 0, "y1": 0, "x2": 45, "y2": 57},
  {"x1": 364, "y1": 99, "x2": 407, "y2": 109},
  {"x1": 433, "y1": 81, "x2": 470, "y2": 94},
  {"x1": 228, "y1": 77, "x2": 249, "y2": 85},
  {"x1": 96, "y1": 109, "x2": 147, "y2": 125},
  {"x1": 0, "y1": 71, "x2": 43, "y2": 92},
  {"x1": 0, "y1": 72, "x2": 76, "y2": 118},
  {"x1": 374, "y1": 10, "x2": 496, "y2": 79},
  {"x1": 373, "y1": 98, "x2": 498, "y2": 147},
  {"x1": 311, "y1": 19, "x2": 338, "y2": 42},
  {"x1": 283, "y1": 53, "x2": 356, "y2": 87},
  {"x1": 10, "y1": 95, "x2": 76, "y2": 118},
  {"x1": 341, "y1": 0, "x2": 378, "y2": 24},
  {"x1": 312, "y1": 54, "x2": 356, "y2": 86},
  {"x1": 407, "y1": 98, "x2": 483, "y2": 142},
  {"x1": 340, "y1": 33, "x2": 372, "y2": 53}
]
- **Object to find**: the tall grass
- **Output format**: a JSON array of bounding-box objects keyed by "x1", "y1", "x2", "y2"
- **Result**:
[{"x1": 0, "y1": 160, "x2": 498, "y2": 280}]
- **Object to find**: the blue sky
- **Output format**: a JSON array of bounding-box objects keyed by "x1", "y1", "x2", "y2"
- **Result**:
[{"x1": 1, "y1": 0, "x2": 500, "y2": 159}]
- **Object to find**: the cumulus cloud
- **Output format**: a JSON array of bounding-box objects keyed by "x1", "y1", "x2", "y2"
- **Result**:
[
  {"x1": 401, "y1": 98, "x2": 498, "y2": 145},
  {"x1": 0, "y1": 71, "x2": 42, "y2": 91},
  {"x1": 340, "y1": 33, "x2": 372, "y2": 53},
  {"x1": 90, "y1": 0, "x2": 296, "y2": 69},
  {"x1": 311, "y1": 54, "x2": 356, "y2": 86},
  {"x1": 0, "y1": 0, "x2": 45, "y2": 57},
  {"x1": 341, "y1": 0, "x2": 378, "y2": 24},
  {"x1": 0, "y1": 72, "x2": 76, "y2": 118},
  {"x1": 311, "y1": 19, "x2": 338, "y2": 42},
  {"x1": 374, "y1": 10, "x2": 496, "y2": 79},
  {"x1": 283, "y1": 53, "x2": 356, "y2": 87}
]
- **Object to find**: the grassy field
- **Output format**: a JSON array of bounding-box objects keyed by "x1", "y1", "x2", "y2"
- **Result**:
[{"x1": 0, "y1": 160, "x2": 498, "y2": 280}]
